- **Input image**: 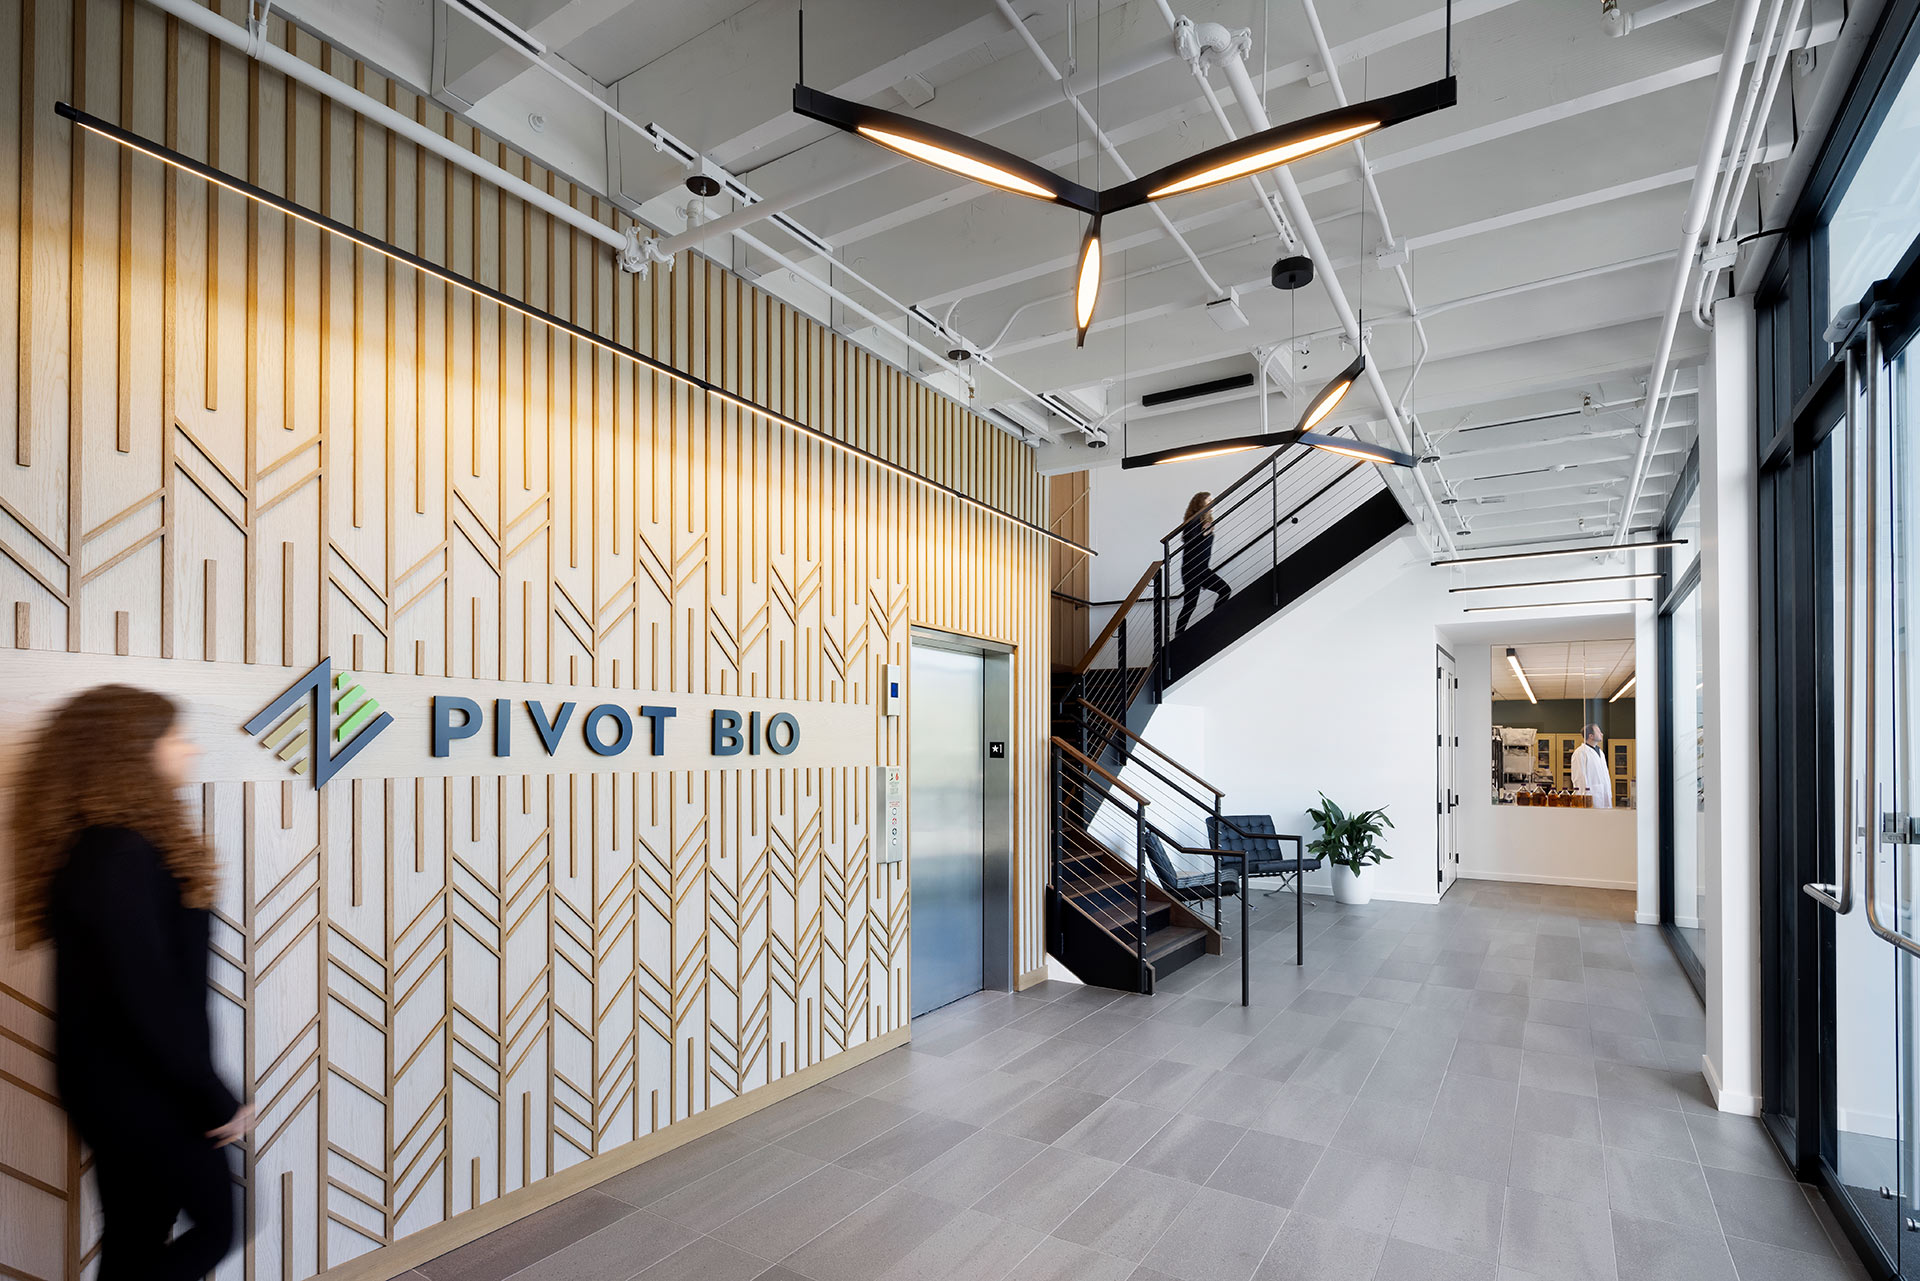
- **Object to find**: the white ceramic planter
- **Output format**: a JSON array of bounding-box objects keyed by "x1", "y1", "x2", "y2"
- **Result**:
[{"x1": 1333, "y1": 864, "x2": 1372, "y2": 906}]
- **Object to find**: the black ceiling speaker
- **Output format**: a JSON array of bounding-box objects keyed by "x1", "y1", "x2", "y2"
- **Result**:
[{"x1": 1272, "y1": 255, "x2": 1314, "y2": 290}]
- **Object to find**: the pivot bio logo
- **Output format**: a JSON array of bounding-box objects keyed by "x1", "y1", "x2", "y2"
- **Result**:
[{"x1": 245, "y1": 659, "x2": 394, "y2": 788}]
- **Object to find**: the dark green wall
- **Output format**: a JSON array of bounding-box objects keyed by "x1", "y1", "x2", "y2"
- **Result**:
[{"x1": 1491, "y1": 697, "x2": 1637, "y2": 739}]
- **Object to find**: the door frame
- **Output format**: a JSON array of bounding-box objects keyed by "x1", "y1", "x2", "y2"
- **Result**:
[
  {"x1": 907, "y1": 627, "x2": 1018, "y2": 1004},
  {"x1": 1436, "y1": 645, "x2": 1459, "y2": 897}
]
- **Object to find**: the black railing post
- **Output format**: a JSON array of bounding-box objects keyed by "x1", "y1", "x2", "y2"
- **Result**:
[
  {"x1": 1242, "y1": 855, "x2": 1251, "y2": 1007},
  {"x1": 1050, "y1": 745, "x2": 1065, "y2": 955},
  {"x1": 1116, "y1": 615, "x2": 1128, "y2": 727},
  {"x1": 1270, "y1": 458, "x2": 1281, "y2": 609},
  {"x1": 1211, "y1": 797, "x2": 1223, "y2": 933},
  {"x1": 1134, "y1": 804, "x2": 1150, "y2": 994},
  {"x1": 1152, "y1": 562, "x2": 1167, "y2": 702}
]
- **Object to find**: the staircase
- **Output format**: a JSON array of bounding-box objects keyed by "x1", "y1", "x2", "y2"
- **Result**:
[{"x1": 1045, "y1": 442, "x2": 1412, "y2": 994}]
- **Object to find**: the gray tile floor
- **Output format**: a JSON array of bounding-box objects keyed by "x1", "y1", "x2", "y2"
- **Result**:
[{"x1": 409, "y1": 880, "x2": 1872, "y2": 1281}]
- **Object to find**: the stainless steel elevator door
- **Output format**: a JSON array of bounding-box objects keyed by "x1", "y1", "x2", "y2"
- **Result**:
[{"x1": 908, "y1": 644, "x2": 987, "y2": 1017}]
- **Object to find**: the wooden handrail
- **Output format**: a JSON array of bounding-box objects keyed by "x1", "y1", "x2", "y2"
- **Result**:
[
  {"x1": 1050, "y1": 736, "x2": 1150, "y2": 807},
  {"x1": 1070, "y1": 560, "x2": 1162, "y2": 675},
  {"x1": 1074, "y1": 698, "x2": 1226, "y2": 801}
]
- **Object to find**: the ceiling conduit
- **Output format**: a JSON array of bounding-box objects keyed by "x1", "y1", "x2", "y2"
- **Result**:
[
  {"x1": 138, "y1": 0, "x2": 643, "y2": 267},
  {"x1": 1161, "y1": 3, "x2": 1457, "y2": 555},
  {"x1": 1616, "y1": 0, "x2": 1769, "y2": 542}
]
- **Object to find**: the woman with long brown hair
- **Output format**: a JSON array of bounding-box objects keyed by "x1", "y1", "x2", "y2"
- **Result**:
[
  {"x1": 12, "y1": 686, "x2": 250, "y2": 1279},
  {"x1": 1176, "y1": 491, "x2": 1232, "y2": 632}
]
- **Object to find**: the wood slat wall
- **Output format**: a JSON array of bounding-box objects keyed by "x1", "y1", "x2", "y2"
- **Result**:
[
  {"x1": 0, "y1": 2, "x2": 1053, "y2": 1277},
  {"x1": 1049, "y1": 472, "x2": 1090, "y2": 668}
]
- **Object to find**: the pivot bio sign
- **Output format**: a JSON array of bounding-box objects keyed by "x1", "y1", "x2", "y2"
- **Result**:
[{"x1": 431, "y1": 696, "x2": 801, "y2": 762}]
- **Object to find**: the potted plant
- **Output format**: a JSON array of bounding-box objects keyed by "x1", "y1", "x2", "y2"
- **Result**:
[{"x1": 1306, "y1": 793, "x2": 1395, "y2": 906}]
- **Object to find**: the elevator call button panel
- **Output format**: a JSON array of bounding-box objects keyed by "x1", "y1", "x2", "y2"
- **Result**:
[{"x1": 878, "y1": 766, "x2": 905, "y2": 865}]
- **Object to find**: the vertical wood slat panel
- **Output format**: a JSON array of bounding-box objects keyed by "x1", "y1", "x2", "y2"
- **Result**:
[{"x1": 0, "y1": 4, "x2": 1056, "y2": 1279}]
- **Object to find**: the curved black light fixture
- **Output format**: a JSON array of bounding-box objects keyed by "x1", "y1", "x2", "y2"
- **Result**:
[
  {"x1": 1292, "y1": 430, "x2": 1417, "y2": 468},
  {"x1": 792, "y1": 85, "x2": 1101, "y2": 213},
  {"x1": 1293, "y1": 353, "x2": 1365, "y2": 434},
  {"x1": 1100, "y1": 78, "x2": 1456, "y2": 212},
  {"x1": 1074, "y1": 217, "x2": 1103, "y2": 347},
  {"x1": 1119, "y1": 433, "x2": 1280, "y2": 470}
]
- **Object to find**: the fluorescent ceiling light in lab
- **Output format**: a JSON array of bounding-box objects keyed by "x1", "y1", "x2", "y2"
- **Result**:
[
  {"x1": 1609, "y1": 675, "x2": 1637, "y2": 703},
  {"x1": 1074, "y1": 218, "x2": 1102, "y2": 347},
  {"x1": 1505, "y1": 648, "x2": 1537, "y2": 704},
  {"x1": 1433, "y1": 540, "x2": 1686, "y2": 568},
  {"x1": 1448, "y1": 572, "x2": 1664, "y2": 594}
]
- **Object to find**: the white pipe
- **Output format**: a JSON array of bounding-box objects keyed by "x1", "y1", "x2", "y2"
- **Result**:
[
  {"x1": 992, "y1": 0, "x2": 1228, "y2": 300},
  {"x1": 1206, "y1": 42, "x2": 1458, "y2": 554},
  {"x1": 1296, "y1": 0, "x2": 1431, "y2": 418},
  {"x1": 1606, "y1": 0, "x2": 1719, "y2": 36},
  {"x1": 436, "y1": 0, "x2": 1033, "y2": 424},
  {"x1": 1617, "y1": 0, "x2": 1767, "y2": 542},
  {"x1": 1692, "y1": 0, "x2": 1807, "y2": 329},
  {"x1": 146, "y1": 0, "x2": 630, "y2": 257}
]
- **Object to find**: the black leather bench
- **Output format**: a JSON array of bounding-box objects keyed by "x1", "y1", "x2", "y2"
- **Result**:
[{"x1": 1207, "y1": 814, "x2": 1318, "y2": 966}]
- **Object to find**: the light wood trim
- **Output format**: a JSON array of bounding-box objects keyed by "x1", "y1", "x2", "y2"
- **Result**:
[
  {"x1": 1069, "y1": 560, "x2": 1161, "y2": 675},
  {"x1": 1050, "y1": 736, "x2": 1148, "y2": 807}
]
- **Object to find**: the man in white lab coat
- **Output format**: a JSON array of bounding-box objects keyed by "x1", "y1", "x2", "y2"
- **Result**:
[{"x1": 1571, "y1": 723, "x2": 1613, "y2": 808}]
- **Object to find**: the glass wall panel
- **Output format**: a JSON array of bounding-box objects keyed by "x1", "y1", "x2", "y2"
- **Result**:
[
  {"x1": 1668, "y1": 585, "x2": 1705, "y2": 967},
  {"x1": 1827, "y1": 55, "x2": 1920, "y2": 327}
]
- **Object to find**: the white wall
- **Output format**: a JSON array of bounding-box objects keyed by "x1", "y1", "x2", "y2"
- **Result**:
[
  {"x1": 1158, "y1": 533, "x2": 1453, "y2": 903},
  {"x1": 1087, "y1": 455, "x2": 1263, "y2": 600},
  {"x1": 1452, "y1": 641, "x2": 1639, "y2": 890}
]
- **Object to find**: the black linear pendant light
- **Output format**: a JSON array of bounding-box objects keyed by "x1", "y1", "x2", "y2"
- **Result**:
[
  {"x1": 792, "y1": 84, "x2": 1102, "y2": 214},
  {"x1": 1120, "y1": 431, "x2": 1279, "y2": 470},
  {"x1": 1099, "y1": 77, "x2": 1456, "y2": 212},
  {"x1": 792, "y1": 3, "x2": 1455, "y2": 349}
]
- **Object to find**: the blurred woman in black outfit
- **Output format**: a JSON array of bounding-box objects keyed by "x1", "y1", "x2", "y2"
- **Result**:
[
  {"x1": 1177, "y1": 490, "x2": 1232, "y2": 632},
  {"x1": 12, "y1": 686, "x2": 251, "y2": 1280}
]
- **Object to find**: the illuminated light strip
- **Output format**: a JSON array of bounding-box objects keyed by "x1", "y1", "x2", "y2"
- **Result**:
[
  {"x1": 1504, "y1": 649, "x2": 1537, "y2": 704},
  {"x1": 1448, "y1": 572, "x2": 1664, "y2": 594},
  {"x1": 1432, "y1": 540, "x2": 1685, "y2": 568},
  {"x1": 1074, "y1": 219, "x2": 1102, "y2": 347},
  {"x1": 55, "y1": 101, "x2": 1096, "y2": 559},
  {"x1": 1609, "y1": 674, "x2": 1637, "y2": 703},
  {"x1": 1466, "y1": 598, "x2": 1653, "y2": 614},
  {"x1": 1145, "y1": 122, "x2": 1380, "y2": 199},
  {"x1": 857, "y1": 125, "x2": 1057, "y2": 200}
]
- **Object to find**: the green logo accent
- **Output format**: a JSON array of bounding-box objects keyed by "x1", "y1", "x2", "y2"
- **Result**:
[{"x1": 246, "y1": 659, "x2": 393, "y2": 787}]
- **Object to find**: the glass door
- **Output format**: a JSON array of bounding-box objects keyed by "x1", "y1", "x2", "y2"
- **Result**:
[
  {"x1": 1821, "y1": 331, "x2": 1904, "y2": 1267},
  {"x1": 1889, "y1": 330, "x2": 1920, "y2": 1278}
]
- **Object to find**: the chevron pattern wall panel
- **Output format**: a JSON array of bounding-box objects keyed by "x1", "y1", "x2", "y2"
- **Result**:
[{"x1": 0, "y1": 3, "x2": 1054, "y2": 1278}]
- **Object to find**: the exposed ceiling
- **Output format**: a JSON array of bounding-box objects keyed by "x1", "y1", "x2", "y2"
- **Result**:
[
  {"x1": 1492, "y1": 639, "x2": 1636, "y2": 703},
  {"x1": 281, "y1": 0, "x2": 1845, "y2": 555}
]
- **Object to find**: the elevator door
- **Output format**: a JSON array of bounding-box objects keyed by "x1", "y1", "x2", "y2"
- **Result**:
[{"x1": 909, "y1": 644, "x2": 986, "y2": 1017}]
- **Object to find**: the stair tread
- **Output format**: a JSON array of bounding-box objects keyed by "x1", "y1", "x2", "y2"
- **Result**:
[{"x1": 1143, "y1": 925, "x2": 1208, "y2": 959}]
